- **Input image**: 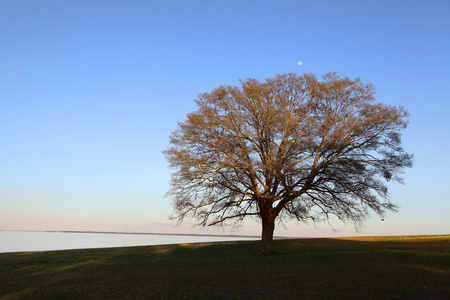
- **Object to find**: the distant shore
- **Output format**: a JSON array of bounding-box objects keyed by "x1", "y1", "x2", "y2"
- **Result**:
[
  {"x1": 2, "y1": 229, "x2": 449, "y2": 239},
  {"x1": 0, "y1": 229, "x2": 264, "y2": 239},
  {"x1": 53, "y1": 229, "x2": 265, "y2": 239}
]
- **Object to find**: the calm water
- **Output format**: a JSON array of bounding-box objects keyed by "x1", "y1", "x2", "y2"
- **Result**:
[{"x1": 0, "y1": 231, "x2": 258, "y2": 253}]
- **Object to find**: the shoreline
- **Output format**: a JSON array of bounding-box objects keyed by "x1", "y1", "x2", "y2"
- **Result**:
[
  {"x1": 0, "y1": 229, "x2": 265, "y2": 239},
  {"x1": 2, "y1": 229, "x2": 448, "y2": 240}
]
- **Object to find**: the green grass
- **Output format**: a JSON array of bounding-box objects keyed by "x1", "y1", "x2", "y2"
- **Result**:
[{"x1": 1, "y1": 235, "x2": 449, "y2": 299}]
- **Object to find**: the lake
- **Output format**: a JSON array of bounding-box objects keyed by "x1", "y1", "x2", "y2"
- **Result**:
[{"x1": 0, "y1": 231, "x2": 259, "y2": 253}]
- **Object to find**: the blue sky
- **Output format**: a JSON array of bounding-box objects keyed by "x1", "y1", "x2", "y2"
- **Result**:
[{"x1": 1, "y1": 0, "x2": 449, "y2": 237}]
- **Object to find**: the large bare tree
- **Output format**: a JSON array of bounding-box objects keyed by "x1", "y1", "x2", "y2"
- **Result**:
[{"x1": 164, "y1": 72, "x2": 413, "y2": 254}]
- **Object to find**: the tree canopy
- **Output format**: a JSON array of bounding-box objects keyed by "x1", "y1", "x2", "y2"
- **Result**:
[{"x1": 164, "y1": 72, "x2": 413, "y2": 254}]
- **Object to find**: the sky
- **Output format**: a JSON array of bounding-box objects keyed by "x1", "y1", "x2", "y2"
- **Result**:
[{"x1": 1, "y1": 0, "x2": 449, "y2": 238}]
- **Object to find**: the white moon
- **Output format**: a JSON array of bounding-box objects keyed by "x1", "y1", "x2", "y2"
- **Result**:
[{"x1": 297, "y1": 61, "x2": 303, "y2": 66}]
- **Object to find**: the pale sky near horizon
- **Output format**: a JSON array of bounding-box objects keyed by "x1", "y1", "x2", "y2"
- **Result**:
[{"x1": 1, "y1": 0, "x2": 449, "y2": 238}]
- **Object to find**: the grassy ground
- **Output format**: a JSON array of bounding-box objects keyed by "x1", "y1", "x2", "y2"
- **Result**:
[{"x1": 0, "y1": 235, "x2": 448, "y2": 299}]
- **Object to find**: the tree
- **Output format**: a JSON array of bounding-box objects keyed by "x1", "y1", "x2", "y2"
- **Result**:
[{"x1": 164, "y1": 72, "x2": 413, "y2": 254}]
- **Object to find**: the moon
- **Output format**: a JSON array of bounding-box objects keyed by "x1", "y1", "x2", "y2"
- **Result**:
[{"x1": 297, "y1": 61, "x2": 303, "y2": 66}]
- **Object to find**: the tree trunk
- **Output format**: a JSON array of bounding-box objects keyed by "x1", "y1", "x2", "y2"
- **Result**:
[{"x1": 260, "y1": 216, "x2": 276, "y2": 254}]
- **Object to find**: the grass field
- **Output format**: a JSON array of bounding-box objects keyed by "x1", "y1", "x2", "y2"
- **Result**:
[{"x1": 0, "y1": 235, "x2": 448, "y2": 299}]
